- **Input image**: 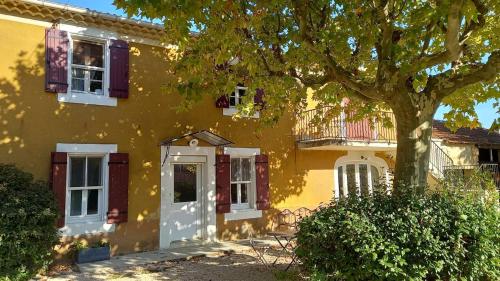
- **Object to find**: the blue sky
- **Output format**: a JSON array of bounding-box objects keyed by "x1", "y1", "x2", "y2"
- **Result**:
[{"x1": 53, "y1": 0, "x2": 498, "y2": 128}]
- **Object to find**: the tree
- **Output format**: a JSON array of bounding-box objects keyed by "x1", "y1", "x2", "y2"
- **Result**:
[{"x1": 115, "y1": 0, "x2": 500, "y2": 188}]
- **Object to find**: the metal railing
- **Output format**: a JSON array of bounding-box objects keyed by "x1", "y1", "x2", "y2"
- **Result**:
[
  {"x1": 429, "y1": 140, "x2": 454, "y2": 178},
  {"x1": 443, "y1": 163, "x2": 500, "y2": 189},
  {"x1": 295, "y1": 107, "x2": 397, "y2": 144}
]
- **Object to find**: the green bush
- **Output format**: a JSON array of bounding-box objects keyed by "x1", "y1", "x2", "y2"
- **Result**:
[
  {"x1": 296, "y1": 174, "x2": 500, "y2": 280},
  {"x1": 0, "y1": 164, "x2": 59, "y2": 281}
]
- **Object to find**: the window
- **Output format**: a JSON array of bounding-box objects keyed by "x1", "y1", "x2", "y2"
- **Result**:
[
  {"x1": 229, "y1": 86, "x2": 247, "y2": 107},
  {"x1": 173, "y1": 164, "x2": 198, "y2": 203},
  {"x1": 335, "y1": 153, "x2": 390, "y2": 199},
  {"x1": 71, "y1": 40, "x2": 105, "y2": 95},
  {"x1": 230, "y1": 157, "x2": 252, "y2": 210},
  {"x1": 68, "y1": 156, "x2": 104, "y2": 222},
  {"x1": 337, "y1": 163, "x2": 385, "y2": 197}
]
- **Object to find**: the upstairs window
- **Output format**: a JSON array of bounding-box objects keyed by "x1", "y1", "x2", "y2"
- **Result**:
[
  {"x1": 230, "y1": 157, "x2": 253, "y2": 210},
  {"x1": 229, "y1": 86, "x2": 247, "y2": 107},
  {"x1": 71, "y1": 40, "x2": 105, "y2": 95}
]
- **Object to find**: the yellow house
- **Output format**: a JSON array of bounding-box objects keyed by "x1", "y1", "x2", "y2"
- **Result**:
[{"x1": 0, "y1": 0, "x2": 498, "y2": 257}]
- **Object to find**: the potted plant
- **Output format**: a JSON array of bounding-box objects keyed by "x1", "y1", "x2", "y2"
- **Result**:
[{"x1": 74, "y1": 241, "x2": 111, "y2": 264}]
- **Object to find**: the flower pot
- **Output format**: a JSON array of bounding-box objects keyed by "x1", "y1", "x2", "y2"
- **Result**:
[{"x1": 76, "y1": 245, "x2": 110, "y2": 264}]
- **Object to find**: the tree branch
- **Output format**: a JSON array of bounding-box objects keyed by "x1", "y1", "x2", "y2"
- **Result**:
[
  {"x1": 292, "y1": 0, "x2": 379, "y2": 101},
  {"x1": 460, "y1": 0, "x2": 487, "y2": 43},
  {"x1": 426, "y1": 50, "x2": 500, "y2": 100},
  {"x1": 404, "y1": 1, "x2": 465, "y2": 75}
]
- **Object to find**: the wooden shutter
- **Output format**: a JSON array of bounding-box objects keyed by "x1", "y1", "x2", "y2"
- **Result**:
[
  {"x1": 109, "y1": 40, "x2": 129, "y2": 98},
  {"x1": 255, "y1": 154, "x2": 270, "y2": 210},
  {"x1": 254, "y1": 88, "x2": 265, "y2": 108},
  {"x1": 50, "y1": 152, "x2": 67, "y2": 228},
  {"x1": 216, "y1": 154, "x2": 231, "y2": 213},
  {"x1": 45, "y1": 28, "x2": 68, "y2": 93},
  {"x1": 215, "y1": 95, "x2": 229, "y2": 108},
  {"x1": 107, "y1": 153, "x2": 129, "y2": 223}
]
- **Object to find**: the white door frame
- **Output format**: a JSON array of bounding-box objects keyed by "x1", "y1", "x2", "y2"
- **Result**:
[{"x1": 159, "y1": 146, "x2": 216, "y2": 249}]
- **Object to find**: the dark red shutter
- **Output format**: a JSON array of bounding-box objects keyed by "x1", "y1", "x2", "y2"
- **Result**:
[
  {"x1": 216, "y1": 154, "x2": 231, "y2": 213},
  {"x1": 254, "y1": 88, "x2": 265, "y2": 108},
  {"x1": 45, "y1": 28, "x2": 68, "y2": 93},
  {"x1": 107, "y1": 153, "x2": 129, "y2": 223},
  {"x1": 109, "y1": 40, "x2": 129, "y2": 98},
  {"x1": 216, "y1": 95, "x2": 229, "y2": 108},
  {"x1": 50, "y1": 152, "x2": 67, "y2": 228},
  {"x1": 255, "y1": 154, "x2": 270, "y2": 210}
]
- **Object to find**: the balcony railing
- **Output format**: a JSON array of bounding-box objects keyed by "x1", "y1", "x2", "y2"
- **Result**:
[
  {"x1": 295, "y1": 107, "x2": 397, "y2": 145},
  {"x1": 444, "y1": 163, "x2": 500, "y2": 189}
]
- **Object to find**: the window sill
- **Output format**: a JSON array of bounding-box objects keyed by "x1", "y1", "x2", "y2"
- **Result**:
[
  {"x1": 59, "y1": 221, "x2": 116, "y2": 236},
  {"x1": 224, "y1": 209, "x2": 262, "y2": 221},
  {"x1": 223, "y1": 107, "x2": 260, "y2": 119},
  {"x1": 58, "y1": 92, "x2": 117, "y2": 107}
]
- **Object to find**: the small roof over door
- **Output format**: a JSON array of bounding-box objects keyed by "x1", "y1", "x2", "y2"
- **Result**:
[{"x1": 160, "y1": 130, "x2": 233, "y2": 147}]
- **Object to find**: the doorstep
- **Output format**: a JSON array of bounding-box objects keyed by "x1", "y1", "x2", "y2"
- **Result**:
[{"x1": 76, "y1": 239, "x2": 276, "y2": 275}]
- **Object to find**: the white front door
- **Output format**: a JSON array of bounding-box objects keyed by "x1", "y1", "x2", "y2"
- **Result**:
[
  {"x1": 167, "y1": 162, "x2": 203, "y2": 244},
  {"x1": 160, "y1": 146, "x2": 216, "y2": 249}
]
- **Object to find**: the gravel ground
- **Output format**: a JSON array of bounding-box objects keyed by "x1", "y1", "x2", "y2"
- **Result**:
[{"x1": 44, "y1": 248, "x2": 300, "y2": 281}]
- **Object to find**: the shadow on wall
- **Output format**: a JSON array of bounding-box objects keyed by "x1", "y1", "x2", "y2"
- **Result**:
[{"x1": 0, "y1": 43, "x2": 45, "y2": 161}]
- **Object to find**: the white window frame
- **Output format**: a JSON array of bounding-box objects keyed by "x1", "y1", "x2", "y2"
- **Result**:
[
  {"x1": 66, "y1": 154, "x2": 106, "y2": 224},
  {"x1": 57, "y1": 26, "x2": 118, "y2": 107},
  {"x1": 222, "y1": 86, "x2": 260, "y2": 118},
  {"x1": 334, "y1": 151, "x2": 390, "y2": 199},
  {"x1": 56, "y1": 143, "x2": 118, "y2": 236},
  {"x1": 230, "y1": 157, "x2": 253, "y2": 210},
  {"x1": 229, "y1": 86, "x2": 247, "y2": 108},
  {"x1": 223, "y1": 147, "x2": 263, "y2": 221},
  {"x1": 70, "y1": 38, "x2": 106, "y2": 95}
]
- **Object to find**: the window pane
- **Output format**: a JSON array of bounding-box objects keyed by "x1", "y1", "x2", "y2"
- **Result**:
[
  {"x1": 231, "y1": 183, "x2": 238, "y2": 204},
  {"x1": 90, "y1": 81, "x2": 103, "y2": 94},
  {"x1": 359, "y1": 164, "x2": 369, "y2": 196},
  {"x1": 70, "y1": 157, "x2": 85, "y2": 187},
  {"x1": 71, "y1": 78, "x2": 85, "y2": 91},
  {"x1": 87, "y1": 189, "x2": 99, "y2": 215},
  {"x1": 241, "y1": 158, "x2": 251, "y2": 181},
  {"x1": 371, "y1": 166, "x2": 382, "y2": 193},
  {"x1": 72, "y1": 68, "x2": 85, "y2": 78},
  {"x1": 238, "y1": 88, "x2": 246, "y2": 97},
  {"x1": 70, "y1": 190, "x2": 82, "y2": 216},
  {"x1": 229, "y1": 92, "x2": 236, "y2": 107},
  {"x1": 73, "y1": 41, "x2": 103, "y2": 67},
  {"x1": 87, "y1": 157, "x2": 102, "y2": 186},
  {"x1": 173, "y1": 164, "x2": 197, "y2": 203},
  {"x1": 240, "y1": 183, "x2": 248, "y2": 203},
  {"x1": 231, "y1": 158, "x2": 241, "y2": 181},
  {"x1": 90, "y1": 70, "x2": 103, "y2": 81},
  {"x1": 346, "y1": 164, "x2": 357, "y2": 196},
  {"x1": 338, "y1": 166, "x2": 344, "y2": 198}
]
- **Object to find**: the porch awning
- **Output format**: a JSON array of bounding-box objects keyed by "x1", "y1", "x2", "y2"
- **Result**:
[{"x1": 160, "y1": 130, "x2": 233, "y2": 147}]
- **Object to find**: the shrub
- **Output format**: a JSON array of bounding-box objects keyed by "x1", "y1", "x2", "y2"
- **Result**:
[
  {"x1": 296, "y1": 173, "x2": 500, "y2": 280},
  {"x1": 0, "y1": 164, "x2": 59, "y2": 281}
]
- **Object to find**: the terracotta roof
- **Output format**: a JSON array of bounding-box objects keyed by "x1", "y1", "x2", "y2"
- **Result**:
[
  {"x1": 0, "y1": 0, "x2": 166, "y2": 41},
  {"x1": 432, "y1": 120, "x2": 500, "y2": 146}
]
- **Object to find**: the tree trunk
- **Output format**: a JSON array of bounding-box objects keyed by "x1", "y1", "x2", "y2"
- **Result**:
[{"x1": 391, "y1": 99, "x2": 436, "y2": 190}]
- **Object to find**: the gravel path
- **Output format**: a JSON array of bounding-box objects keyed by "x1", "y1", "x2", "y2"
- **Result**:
[{"x1": 46, "y1": 248, "x2": 298, "y2": 281}]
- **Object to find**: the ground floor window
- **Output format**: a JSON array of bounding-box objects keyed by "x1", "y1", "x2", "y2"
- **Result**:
[
  {"x1": 230, "y1": 157, "x2": 252, "y2": 209},
  {"x1": 335, "y1": 153, "x2": 390, "y2": 199},
  {"x1": 67, "y1": 155, "x2": 105, "y2": 223}
]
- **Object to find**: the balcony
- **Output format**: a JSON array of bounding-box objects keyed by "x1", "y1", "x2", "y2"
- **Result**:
[{"x1": 295, "y1": 107, "x2": 397, "y2": 150}]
